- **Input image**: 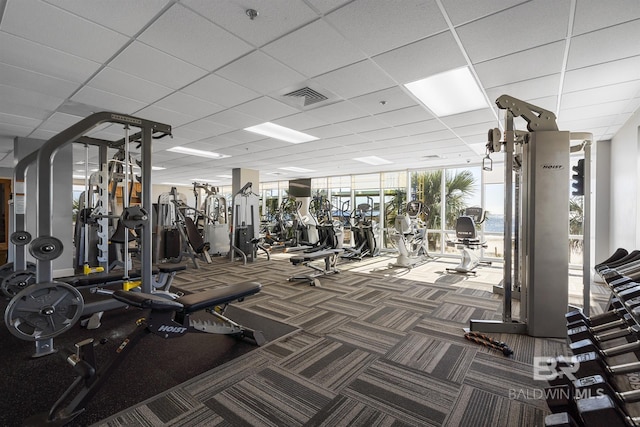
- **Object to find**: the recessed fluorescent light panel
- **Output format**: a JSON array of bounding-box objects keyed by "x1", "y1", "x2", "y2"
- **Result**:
[
  {"x1": 217, "y1": 175, "x2": 233, "y2": 179},
  {"x1": 353, "y1": 156, "x2": 393, "y2": 166},
  {"x1": 244, "y1": 122, "x2": 319, "y2": 144},
  {"x1": 404, "y1": 67, "x2": 488, "y2": 117},
  {"x1": 152, "y1": 166, "x2": 166, "y2": 170},
  {"x1": 191, "y1": 178, "x2": 220, "y2": 183},
  {"x1": 160, "y1": 182, "x2": 191, "y2": 187},
  {"x1": 167, "y1": 146, "x2": 230, "y2": 159},
  {"x1": 279, "y1": 166, "x2": 315, "y2": 173}
]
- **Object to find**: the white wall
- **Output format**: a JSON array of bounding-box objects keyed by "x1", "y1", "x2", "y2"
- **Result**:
[{"x1": 609, "y1": 108, "x2": 640, "y2": 251}]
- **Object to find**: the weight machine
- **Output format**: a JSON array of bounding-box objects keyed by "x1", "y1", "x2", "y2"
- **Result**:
[
  {"x1": 4, "y1": 112, "x2": 173, "y2": 357},
  {"x1": 468, "y1": 95, "x2": 592, "y2": 338},
  {"x1": 230, "y1": 182, "x2": 270, "y2": 264}
]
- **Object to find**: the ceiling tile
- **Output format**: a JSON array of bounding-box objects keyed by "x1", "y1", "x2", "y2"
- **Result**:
[
  {"x1": 485, "y1": 74, "x2": 562, "y2": 105},
  {"x1": 567, "y1": 20, "x2": 640, "y2": 70},
  {"x1": 184, "y1": 0, "x2": 318, "y2": 47},
  {"x1": 0, "y1": 62, "x2": 79, "y2": 100},
  {"x1": 304, "y1": 0, "x2": 351, "y2": 14},
  {"x1": 138, "y1": 3, "x2": 253, "y2": 71},
  {"x1": 306, "y1": 100, "x2": 369, "y2": 123},
  {"x1": 0, "y1": 32, "x2": 101, "y2": 83},
  {"x1": 373, "y1": 31, "x2": 466, "y2": 84},
  {"x1": 233, "y1": 97, "x2": 300, "y2": 122},
  {"x1": 359, "y1": 127, "x2": 408, "y2": 141},
  {"x1": 136, "y1": 105, "x2": 198, "y2": 128},
  {"x1": 263, "y1": 19, "x2": 365, "y2": 77},
  {"x1": 181, "y1": 74, "x2": 260, "y2": 108},
  {"x1": 273, "y1": 112, "x2": 328, "y2": 131},
  {"x1": 561, "y1": 81, "x2": 640, "y2": 109},
  {"x1": 326, "y1": 0, "x2": 447, "y2": 56},
  {"x1": 109, "y1": 41, "x2": 207, "y2": 90},
  {"x1": 573, "y1": 0, "x2": 640, "y2": 35},
  {"x1": 0, "y1": 84, "x2": 64, "y2": 119},
  {"x1": 43, "y1": 0, "x2": 171, "y2": 36},
  {"x1": 216, "y1": 51, "x2": 306, "y2": 94},
  {"x1": 457, "y1": 0, "x2": 571, "y2": 63},
  {"x1": 70, "y1": 86, "x2": 147, "y2": 114},
  {"x1": 178, "y1": 119, "x2": 234, "y2": 139},
  {"x1": 349, "y1": 87, "x2": 419, "y2": 115},
  {"x1": 87, "y1": 67, "x2": 173, "y2": 104},
  {"x1": 154, "y1": 92, "x2": 225, "y2": 119},
  {"x1": 475, "y1": 42, "x2": 566, "y2": 89},
  {"x1": 3, "y1": 0, "x2": 129, "y2": 63},
  {"x1": 338, "y1": 116, "x2": 387, "y2": 134},
  {"x1": 394, "y1": 119, "x2": 446, "y2": 136},
  {"x1": 304, "y1": 123, "x2": 351, "y2": 139},
  {"x1": 314, "y1": 60, "x2": 396, "y2": 99},
  {"x1": 374, "y1": 106, "x2": 434, "y2": 127},
  {"x1": 441, "y1": 0, "x2": 525, "y2": 26},
  {"x1": 206, "y1": 109, "x2": 262, "y2": 129},
  {"x1": 440, "y1": 108, "x2": 497, "y2": 128},
  {"x1": 563, "y1": 55, "x2": 640, "y2": 92}
]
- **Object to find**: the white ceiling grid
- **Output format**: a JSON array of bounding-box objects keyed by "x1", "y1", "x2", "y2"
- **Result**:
[{"x1": 0, "y1": 0, "x2": 638, "y2": 185}]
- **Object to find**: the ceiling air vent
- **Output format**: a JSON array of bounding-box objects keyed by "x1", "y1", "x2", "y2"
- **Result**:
[{"x1": 282, "y1": 87, "x2": 328, "y2": 107}]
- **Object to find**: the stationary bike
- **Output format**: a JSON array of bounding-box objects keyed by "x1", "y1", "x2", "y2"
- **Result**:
[{"x1": 446, "y1": 207, "x2": 487, "y2": 275}]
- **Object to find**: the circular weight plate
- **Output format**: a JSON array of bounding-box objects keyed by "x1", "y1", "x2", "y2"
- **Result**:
[
  {"x1": 0, "y1": 262, "x2": 15, "y2": 281},
  {"x1": 121, "y1": 206, "x2": 148, "y2": 229},
  {"x1": 29, "y1": 236, "x2": 64, "y2": 261},
  {"x1": 10, "y1": 231, "x2": 32, "y2": 246},
  {"x1": 1, "y1": 269, "x2": 37, "y2": 297},
  {"x1": 4, "y1": 282, "x2": 84, "y2": 341}
]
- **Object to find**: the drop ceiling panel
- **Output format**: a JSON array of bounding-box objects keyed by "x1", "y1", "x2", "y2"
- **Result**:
[
  {"x1": 304, "y1": 0, "x2": 352, "y2": 14},
  {"x1": 109, "y1": 41, "x2": 207, "y2": 90},
  {"x1": 2, "y1": 0, "x2": 129, "y2": 62},
  {"x1": 87, "y1": 67, "x2": 173, "y2": 105},
  {"x1": 0, "y1": 32, "x2": 101, "y2": 83},
  {"x1": 184, "y1": 0, "x2": 318, "y2": 47},
  {"x1": 313, "y1": 60, "x2": 396, "y2": 99},
  {"x1": 326, "y1": 0, "x2": 447, "y2": 56},
  {"x1": 560, "y1": 100, "x2": 633, "y2": 122},
  {"x1": 567, "y1": 20, "x2": 640, "y2": 70},
  {"x1": 43, "y1": 0, "x2": 171, "y2": 37},
  {"x1": 71, "y1": 87, "x2": 147, "y2": 115},
  {"x1": 264, "y1": 19, "x2": 365, "y2": 78},
  {"x1": 181, "y1": 74, "x2": 259, "y2": 107},
  {"x1": 394, "y1": 119, "x2": 446, "y2": 136},
  {"x1": 136, "y1": 105, "x2": 198, "y2": 128},
  {"x1": 0, "y1": 84, "x2": 64, "y2": 119},
  {"x1": 441, "y1": 0, "x2": 525, "y2": 26},
  {"x1": 0, "y1": 62, "x2": 79, "y2": 100},
  {"x1": 178, "y1": 119, "x2": 234, "y2": 138},
  {"x1": 206, "y1": 109, "x2": 261, "y2": 129},
  {"x1": 306, "y1": 100, "x2": 369, "y2": 123},
  {"x1": 563, "y1": 56, "x2": 640, "y2": 92},
  {"x1": 561, "y1": 81, "x2": 640, "y2": 109},
  {"x1": 216, "y1": 51, "x2": 306, "y2": 95},
  {"x1": 0, "y1": 122, "x2": 36, "y2": 138},
  {"x1": 440, "y1": 108, "x2": 497, "y2": 128},
  {"x1": 572, "y1": 0, "x2": 640, "y2": 35},
  {"x1": 337, "y1": 116, "x2": 387, "y2": 134},
  {"x1": 138, "y1": 4, "x2": 253, "y2": 71},
  {"x1": 304, "y1": 123, "x2": 351, "y2": 139},
  {"x1": 457, "y1": 0, "x2": 570, "y2": 63},
  {"x1": 475, "y1": 42, "x2": 566, "y2": 89},
  {"x1": 374, "y1": 106, "x2": 433, "y2": 127},
  {"x1": 349, "y1": 87, "x2": 418, "y2": 115},
  {"x1": 233, "y1": 97, "x2": 300, "y2": 122},
  {"x1": 154, "y1": 92, "x2": 224, "y2": 119},
  {"x1": 358, "y1": 127, "x2": 408, "y2": 142},
  {"x1": 373, "y1": 31, "x2": 466, "y2": 84},
  {"x1": 485, "y1": 75, "x2": 561, "y2": 105},
  {"x1": 273, "y1": 112, "x2": 328, "y2": 131}
]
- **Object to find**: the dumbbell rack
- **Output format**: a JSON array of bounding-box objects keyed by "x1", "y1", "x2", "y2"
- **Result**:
[{"x1": 545, "y1": 251, "x2": 640, "y2": 427}]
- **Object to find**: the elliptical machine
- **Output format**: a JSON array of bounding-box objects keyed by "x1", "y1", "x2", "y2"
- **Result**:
[
  {"x1": 389, "y1": 201, "x2": 429, "y2": 268},
  {"x1": 342, "y1": 198, "x2": 379, "y2": 260},
  {"x1": 446, "y1": 207, "x2": 487, "y2": 275}
]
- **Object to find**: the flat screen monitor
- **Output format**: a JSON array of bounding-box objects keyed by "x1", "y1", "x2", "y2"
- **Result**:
[{"x1": 289, "y1": 178, "x2": 311, "y2": 198}]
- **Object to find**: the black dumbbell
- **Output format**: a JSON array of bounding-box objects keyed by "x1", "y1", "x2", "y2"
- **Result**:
[
  {"x1": 567, "y1": 311, "x2": 634, "y2": 332},
  {"x1": 595, "y1": 248, "x2": 630, "y2": 271},
  {"x1": 574, "y1": 374, "x2": 640, "y2": 408},
  {"x1": 567, "y1": 307, "x2": 628, "y2": 329},
  {"x1": 617, "y1": 285, "x2": 640, "y2": 302},
  {"x1": 544, "y1": 412, "x2": 580, "y2": 426},
  {"x1": 569, "y1": 337, "x2": 640, "y2": 357},
  {"x1": 597, "y1": 251, "x2": 640, "y2": 274},
  {"x1": 609, "y1": 275, "x2": 640, "y2": 289},
  {"x1": 545, "y1": 384, "x2": 582, "y2": 424},
  {"x1": 576, "y1": 394, "x2": 640, "y2": 427},
  {"x1": 568, "y1": 321, "x2": 640, "y2": 345},
  {"x1": 547, "y1": 352, "x2": 640, "y2": 387}
]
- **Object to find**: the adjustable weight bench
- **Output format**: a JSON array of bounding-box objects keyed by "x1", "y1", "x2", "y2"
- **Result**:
[
  {"x1": 25, "y1": 281, "x2": 264, "y2": 426},
  {"x1": 289, "y1": 249, "x2": 343, "y2": 286}
]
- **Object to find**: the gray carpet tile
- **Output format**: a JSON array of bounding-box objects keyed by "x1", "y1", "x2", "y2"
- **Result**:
[{"x1": 95, "y1": 255, "x2": 604, "y2": 427}]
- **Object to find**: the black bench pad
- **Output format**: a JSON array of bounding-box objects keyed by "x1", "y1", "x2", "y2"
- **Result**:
[
  {"x1": 158, "y1": 264, "x2": 187, "y2": 273},
  {"x1": 290, "y1": 249, "x2": 342, "y2": 265},
  {"x1": 59, "y1": 269, "x2": 159, "y2": 287},
  {"x1": 177, "y1": 282, "x2": 262, "y2": 314},
  {"x1": 112, "y1": 290, "x2": 184, "y2": 311}
]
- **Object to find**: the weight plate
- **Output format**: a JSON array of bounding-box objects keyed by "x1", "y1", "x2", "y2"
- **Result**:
[
  {"x1": 121, "y1": 206, "x2": 148, "y2": 229},
  {"x1": 4, "y1": 282, "x2": 84, "y2": 341},
  {"x1": 10, "y1": 231, "x2": 32, "y2": 246},
  {"x1": 1, "y1": 270, "x2": 37, "y2": 298},
  {"x1": 0, "y1": 263, "x2": 15, "y2": 281},
  {"x1": 29, "y1": 236, "x2": 64, "y2": 261}
]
